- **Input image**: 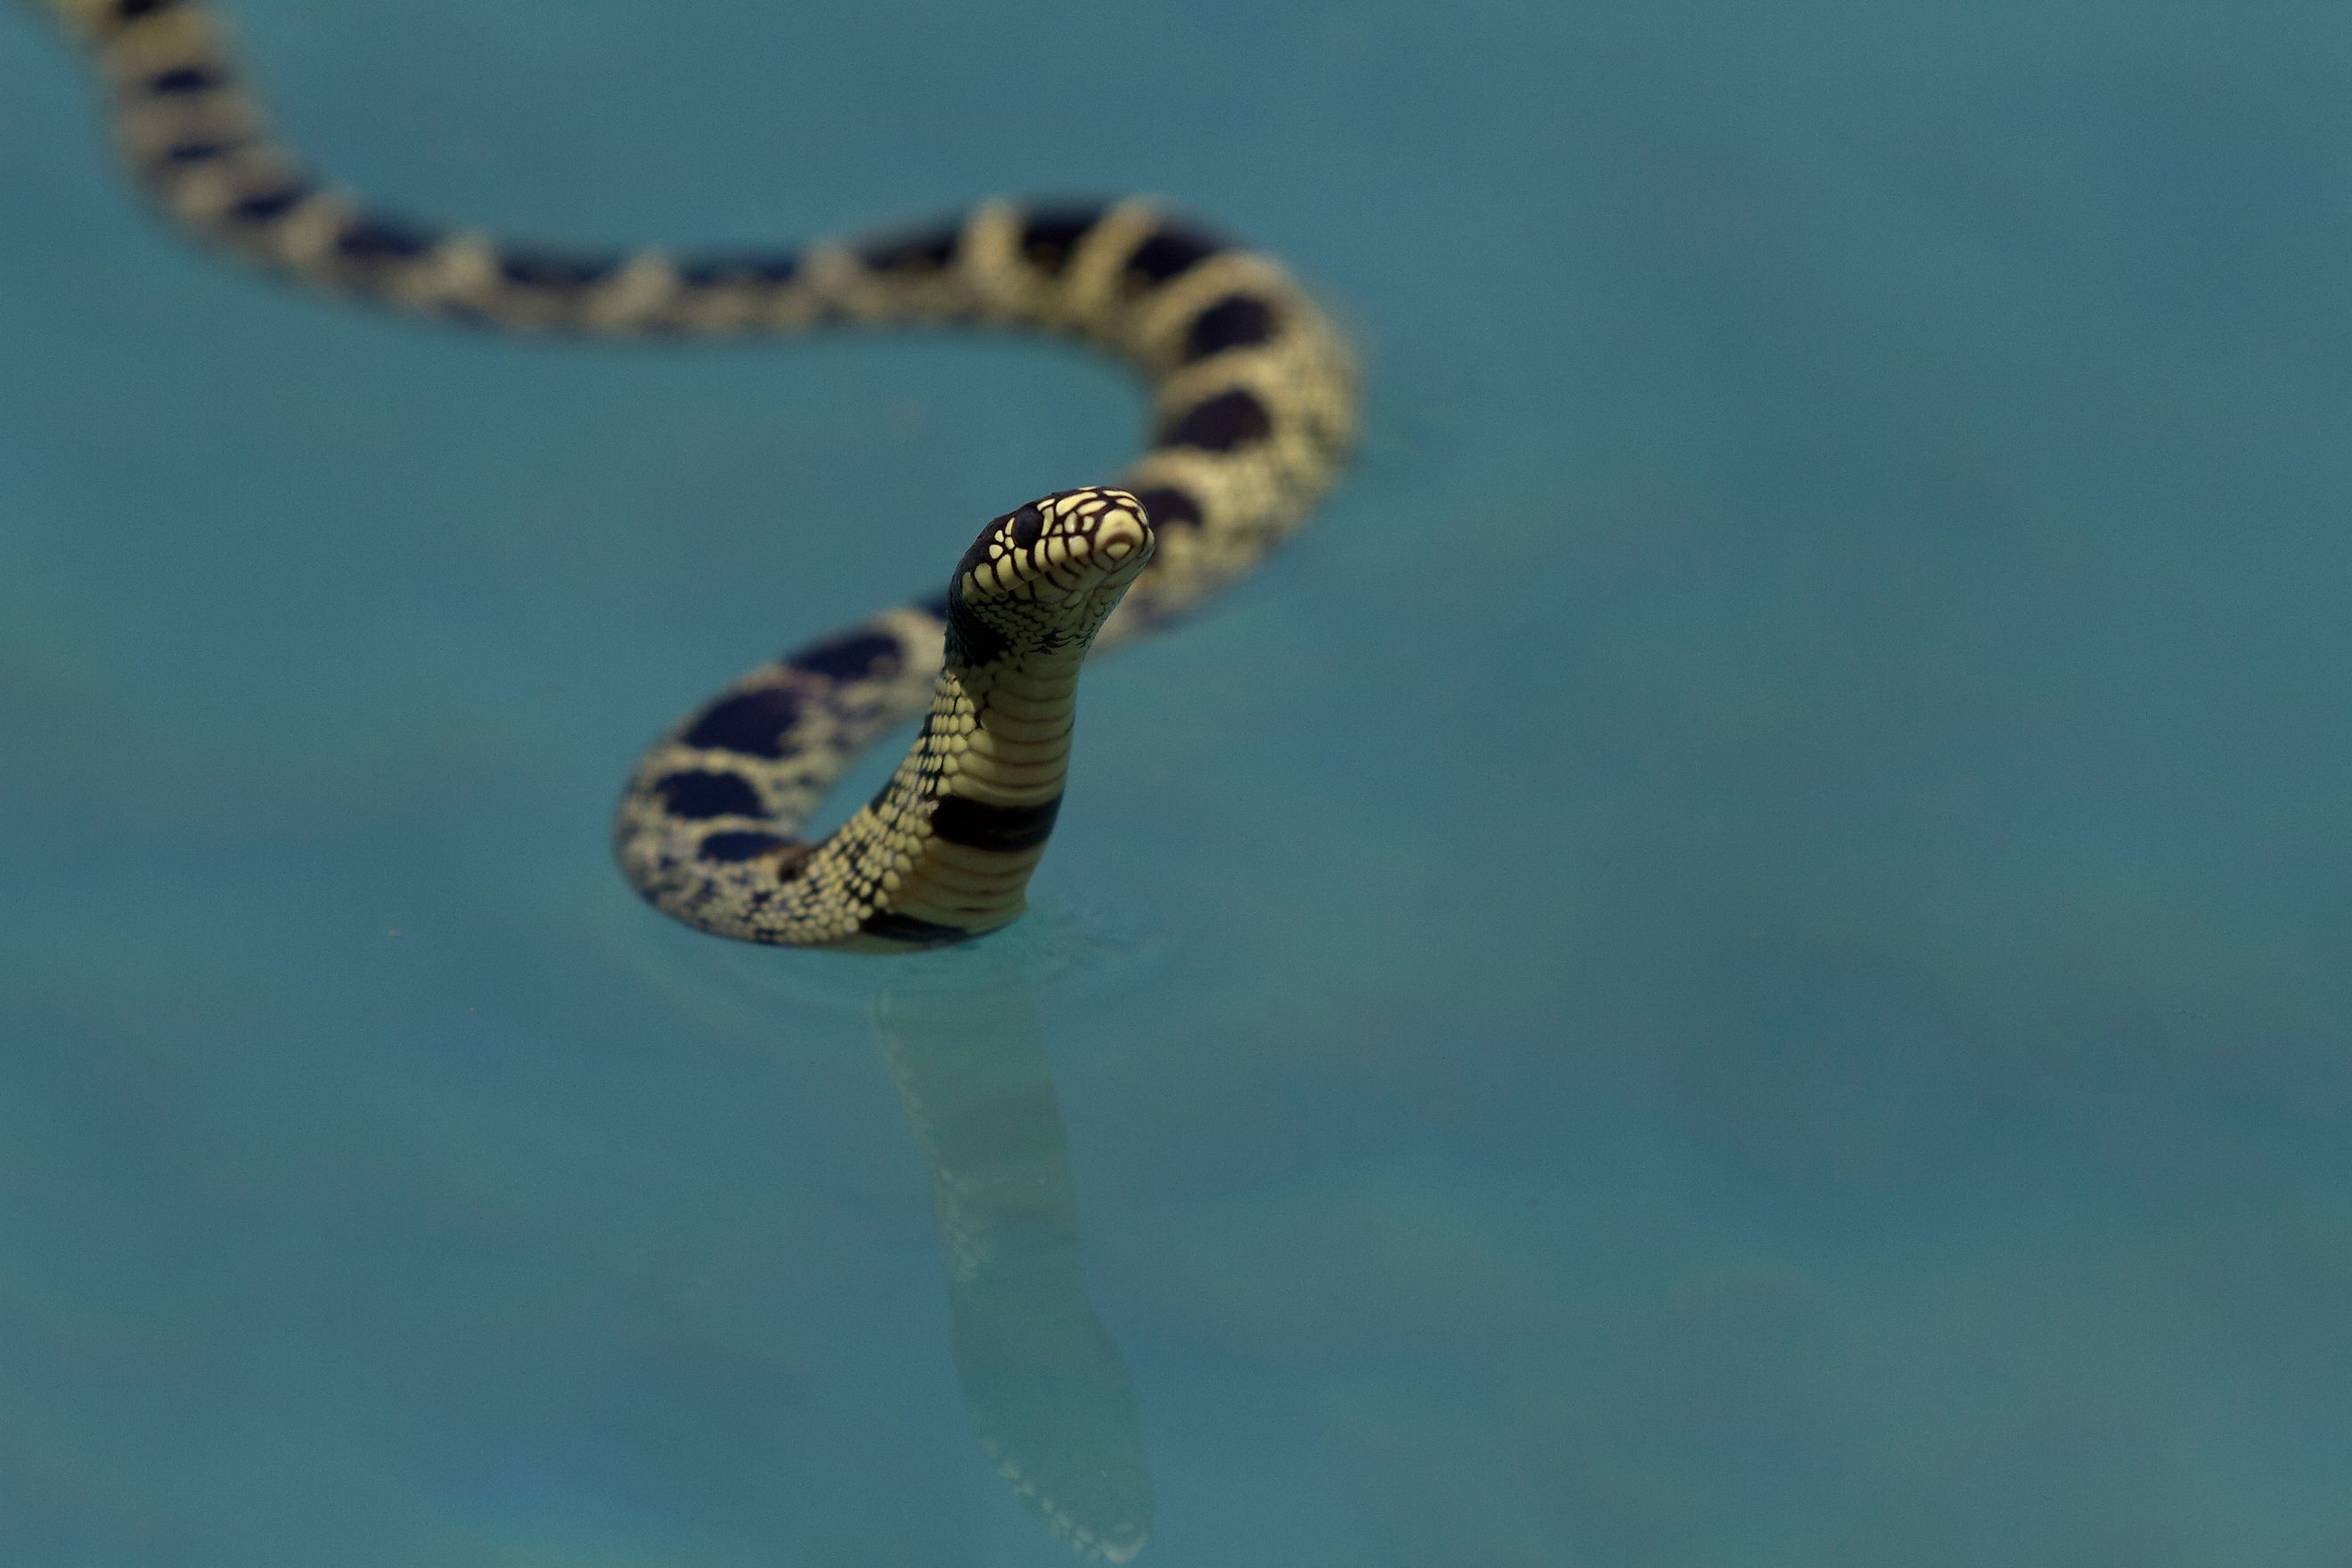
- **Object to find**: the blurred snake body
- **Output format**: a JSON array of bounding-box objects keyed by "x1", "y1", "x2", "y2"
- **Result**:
[{"x1": 37, "y1": 0, "x2": 1358, "y2": 950}]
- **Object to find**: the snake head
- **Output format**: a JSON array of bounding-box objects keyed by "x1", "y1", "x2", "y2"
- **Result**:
[{"x1": 944, "y1": 488, "x2": 1155, "y2": 665}]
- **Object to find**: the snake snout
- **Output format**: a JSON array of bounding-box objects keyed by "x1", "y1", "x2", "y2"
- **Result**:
[{"x1": 1089, "y1": 506, "x2": 1151, "y2": 566}]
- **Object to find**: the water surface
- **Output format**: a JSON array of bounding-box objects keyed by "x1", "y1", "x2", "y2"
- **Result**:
[{"x1": 4, "y1": 2, "x2": 2348, "y2": 1563}]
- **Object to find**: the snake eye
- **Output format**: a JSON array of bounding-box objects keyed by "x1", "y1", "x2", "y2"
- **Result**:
[{"x1": 1007, "y1": 503, "x2": 1045, "y2": 551}]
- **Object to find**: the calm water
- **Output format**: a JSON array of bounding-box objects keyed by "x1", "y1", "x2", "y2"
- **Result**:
[{"x1": 4, "y1": 2, "x2": 2349, "y2": 1564}]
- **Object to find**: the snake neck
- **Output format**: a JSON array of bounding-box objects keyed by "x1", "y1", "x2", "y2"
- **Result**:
[
  {"x1": 817, "y1": 649, "x2": 1087, "y2": 951},
  {"x1": 941, "y1": 653, "x2": 1087, "y2": 813}
]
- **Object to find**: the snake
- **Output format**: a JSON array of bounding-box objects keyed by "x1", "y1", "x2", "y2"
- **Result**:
[{"x1": 32, "y1": 0, "x2": 1359, "y2": 951}]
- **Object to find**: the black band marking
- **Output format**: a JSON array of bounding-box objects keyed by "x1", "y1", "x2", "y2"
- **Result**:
[
  {"x1": 861, "y1": 910, "x2": 978, "y2": 947},
  {"x1": 859, "y1": 226, "x2": 960, "y2": 274},
  {"x1": 155, "y1": 139, "x2": 241, "y2": 167},
  {"x1": 653, "y1": 770, "x2": 765, "y2": 821},
  {"x1": 1019, "y1": 207, "x2": 1103, "y2": 277},
  {"x1": 227, "y1": 184, "x2": 310, "y2": 224},
  {"x1": 788, "y1": 629, "x2": 902, "y2": 682},
  {"x1": 1182, "y1": 294, "x2": 1278, "y2": 362},
  {"x1": 1125, "y1": 223, "x2": 1225, "y2": 287},
  {"x1": 497, "y1": 250, "x2": 621, "y2": 291},
  {"x1": 677, "y1": 252, "x2": 801, "y2": 289},
  {"x1": 334, "y1": 218, "x2": 437, "y2": 266},
  {"x1": 1157, "y1": 388, "x2": 1271, "y2": 453},
  {"x1": 682, "y1": 687, "x2": 807, "y2": 759},
  {"x1": 147, "y1": 66, "x2": 225, "y2": 94},
  {"x1": 929, "y1": 793, "x2": 1062, "y2": 853},
  {"x1": 1131, "y1": 485, "x2": 1205, "y2": 532}
]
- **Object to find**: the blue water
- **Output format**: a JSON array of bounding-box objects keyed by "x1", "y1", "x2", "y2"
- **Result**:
[{"x1": 5, "y1": 2, "x2": 2349, "y2": 1564}]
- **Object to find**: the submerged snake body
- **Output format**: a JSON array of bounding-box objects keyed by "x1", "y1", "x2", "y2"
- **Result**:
[{"x1": 40, "y1": 0, "x2": 1357, "y2": 947}]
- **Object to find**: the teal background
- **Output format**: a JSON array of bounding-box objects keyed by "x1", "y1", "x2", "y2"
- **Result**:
[{"x1": 4, "y1": 1, "x2": 2349, "y2": 1563}]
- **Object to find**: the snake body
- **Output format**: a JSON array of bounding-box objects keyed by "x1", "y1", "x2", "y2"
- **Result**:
[{"x1": 37, "y1": 0, "x2": 1357, "y2": 948}]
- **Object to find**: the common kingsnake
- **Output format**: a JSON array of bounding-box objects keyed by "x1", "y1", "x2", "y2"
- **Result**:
[{"x1": 33, "y1": 0, "x2": 1359, "y2": 950}]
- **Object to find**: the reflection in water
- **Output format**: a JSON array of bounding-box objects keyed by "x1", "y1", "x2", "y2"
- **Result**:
[{"x1": 870, "y1": 960, "x2": 1155, "y2": 1562}]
